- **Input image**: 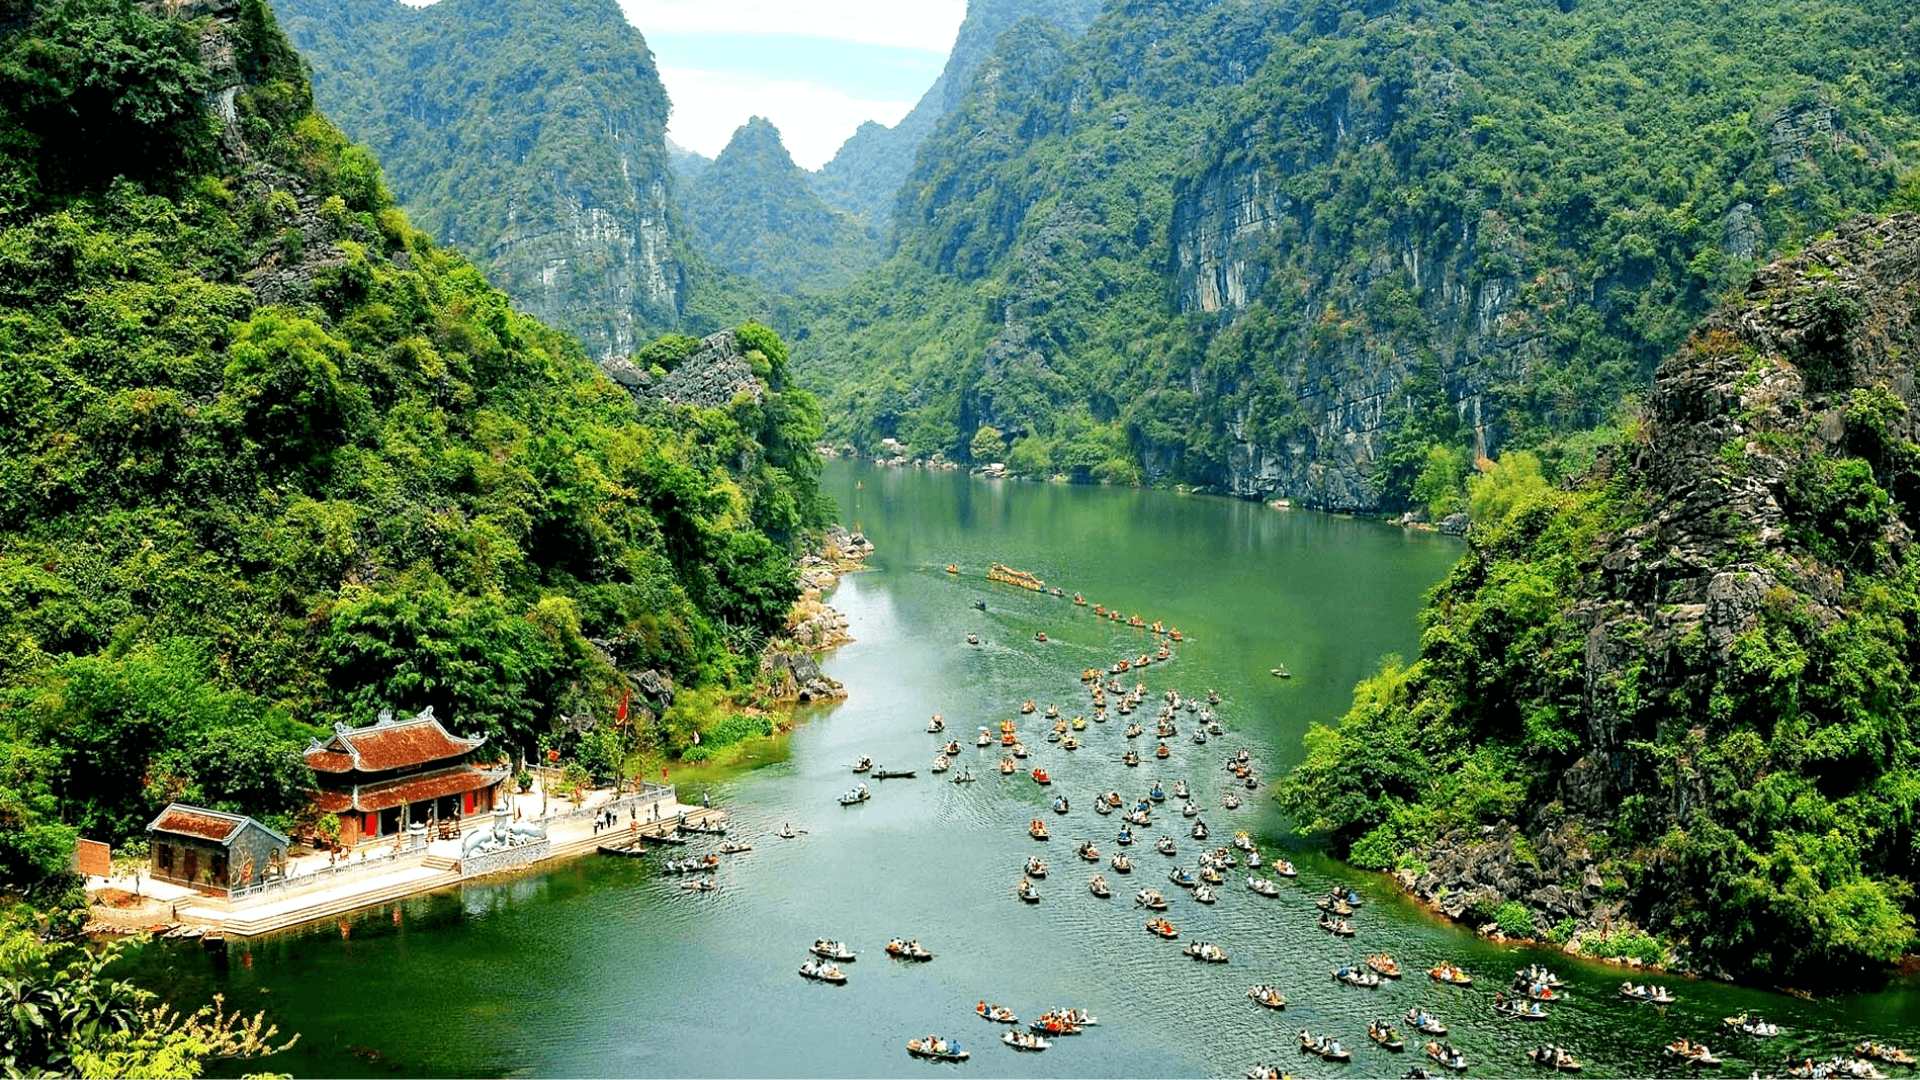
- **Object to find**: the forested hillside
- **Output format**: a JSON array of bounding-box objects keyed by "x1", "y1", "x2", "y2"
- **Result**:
[
  {"x1": 272, "y1": 0, "x2": 699, "y2": 360},
  {"x1": 810, "y1": 0, "x2": 1103, "y2": 227},
  {"x1": 799, "y1": 0, "x2": 1918, "y2": 511},
  {"x1": 683, "y1": 117, "x2": 882, "y2": 293},
  {"x1": 1280, "y1": 212, "x2": 1920, "y2": 983},
  {"x1": 0, "y1": 0, "x2": 827, "y2": 896}
]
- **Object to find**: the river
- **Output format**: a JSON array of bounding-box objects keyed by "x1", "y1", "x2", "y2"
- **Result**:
[{"x1": 135, "y1": 461, "x2": 1919, "y2": 1078}]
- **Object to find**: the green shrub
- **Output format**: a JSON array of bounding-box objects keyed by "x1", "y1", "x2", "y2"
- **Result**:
[{"x1": 1493, "y1": 900, "x2": 1536, "y2": 939}]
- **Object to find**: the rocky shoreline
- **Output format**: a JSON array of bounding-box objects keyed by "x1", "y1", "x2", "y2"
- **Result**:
[{"x1": 760, "y1": 524, "x2": 873, "y2": 704}]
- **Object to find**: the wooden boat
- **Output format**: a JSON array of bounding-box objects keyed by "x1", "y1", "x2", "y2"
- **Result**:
[
  {"x1": 1061, "y1": 735, "x2": 1080, "y2": 750},
  {"x1": 1367, "y1": 953, "x2": 1403, "y2": 978},
  {"x1": 1135, "y1": 888, "x2": 1169, "y2": 911},
  {"x1": 1493, "y1": 996, "x2": 1549, "y2": 1020},
  {"x1": 1619, "y1": 982, "x2": 1675, "y2": 1004},
  {"x1": 1316, "y1": 896, "x2": 1356, "y2": 916},
  {"x1": 1155, "y1": 743, "x2": 1172, "y2": 759},
  {"x1": 1518, "y1": 981, "x2": 1560, "y2": 1001},
  {"x1": 1722, "y1": 1013, "x2": 1779, "y2": 1037},
  {"x1": 1029, "y1": 1013, "x2": 1081, "y2": 1037},
  {"x1": 838, "y1": 785, "x2": 871, "y2": 806},
  {"x1": 1169, "y1": 629, "x2": 1183, "y2": 641},
  {"x1": 927, "y1": 715, "x2": 946, "y2": 732},
  {"x1": 718, "y1": 841, "x2": 753, "y2": 854},
  {"x1": 1029, "y1": 819, "x2": 1050, "y2": 840},
  {"x1": 1035, "y1": 631, "x2": 1048, "y2": 642},
  {"x1": 1071, "y1": 716, "x2": 1087, "y2": 730},
  {"x1": 1425, "y1": 1042, "x2": 1469, "y2": 1072},
  {"x1": 1190, "y1": 820, "x2": 1208, "y2": 840},
  {"x1": 1222, "y1": 793, "x2": 1243, "y2": 809},
  {"x1": 1109, "y1": 853, "x2": 1132, "y2": 873},
  {"x1": 1010, "y1": 743, "x2": 1028, "y2": 759},
  {"x1": 1122, "y1": 751, "x2": 1140, "y2": 767},
  {"x1": 851, "y1": 756, "x2": 873, "y2": 773},
  {"x1": 1088, "y1": 874, "x2": 1112, "y2": 898},
  {"x1": 1021, "y1": 700, "x2": 1036, "y2": 714},
  {"x1": 1270, "y1": 665, "x2": 1290, "y2": 677},
  {"x1": 596, "y1": 841, "x2": 647, "y2": 857},
  {"x1": 1428, "y1": 964, "x2": 1473, "y2": 986},
  {"x1": 1156, "y1": 837, "x2": 1177, "y2": 855},
  {"x1": 946, "y1": 563, "x2": 958, "y2": 574},
  {"x1": 1093, "y1": 604, "x2": 1106, "y2": 615},
  {"x1": 941, "y1": 739, "x2": 962, "y2": 755},
  {"x1": 1297, "y1": 1030, "x2": 1352, "y2": 1063},
  {"x1": 1333, "y1": 966, "x2": 1382, "y2": 988},
  {"x1": 1318, "y1": 913, "x2": 1355, "y2": 936},
  {"x1": 1001, "y1": 1030, "x2": 1049, "y2": 1052},
  {"x1": 872, "y1": 768, "x2": 916, "y2": 780},
  {"x1": 1271, "y1": 858, "x2": 1297, "y2": 877},
  {"x1": 1247, "y1": 876, "x2": 1279, "y2": 897},
  {"x1": 1183, "y1": 941, "x2": 1228, "y2": 963},
  {"x1": 1368, "y1": 1021, "x2": 1406, "y2": 1052},
  {"x1": 1124, "y1": 723, "x2": 1143, "y2": 739},
  {"x1": 798, "y1": 958, "x2": 847, "y2": 983},
  {"x1": 1168, "y1": 867, "x2": 1196, "y2": 888},
  {"x1": 1199, "y1": 867, "x2": 1223, "y2": 885},
  {"x1": 673, "y1": 818, "x2": 724, "y2": 838},
  {"x1": 1145, "y1": 917, "x2": 1179, "y2": 940},
  {"x1": 810, "y1": 939, "x2": 856, "y2": 961},
  {"x1": 1662, "y1": 1040, "x2": 1721, "y2": 1067},
  {"x1": 1193, "y1": 883, "x2": 1217, "y2": 903},
  {"x1": 885, "y1": 939, "x2": 935, "y2": 962},
  {"x1": 1016, "y1": 878, "x2": 1041, "y2": 903},
  {"x1": 906, "y1": 1036, "x2": 967, "y2": 1062},
  {"x1": 1031, "y1": 768, "x2": 1051, "y2": 785},
  {"x1": 1858, "y1": 1044, "x2": 1917, "y2": 1066},
  {"x1": 1406, "y1": 1009, "x2": 1448, "y2": 1036},
  {"x1": 998, "y1": 758, "x2": 1017, "y2": 775},
  {"x1": 976, "y1": 1002, "x2": 1017, "y2": 1024},
  {"x1": 1076, "y1": 839, "x2": 1100, "y2": 861},
  {"x1": 1516, "y1": 965, "x2": 1564, "y2": 988},
  {"x1": 951, "y1": 768, "x2": 976, "y2": 783},
  {"x1": 1045, "y1": 704, "x2": 1060, "y2": 719},
  {"x1": 1247, "y1": 984, "x2": 1287, "y2": 1010},
  {"x1": 931, "y1": 755, "x2": 951, "y2": 773},
  {"x1": 1024, "y1": 856, "x2": 1048, "y2": 878},
  {"x1": 1527, "y1": 1046, "x2": 1584, "y2": 1072}
]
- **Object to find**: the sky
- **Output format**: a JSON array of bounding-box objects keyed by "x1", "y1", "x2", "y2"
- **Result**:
[{"x1": 616, "y1": 0, "x2": 967, "y2": 170}]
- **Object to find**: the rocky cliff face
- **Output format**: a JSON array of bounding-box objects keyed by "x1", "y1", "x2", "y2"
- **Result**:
[
  {"x1": 1379, "y1": 214, "x2": 1920, "y2": 972},
  {"x1": 274, "y1": 0, "x2": 686, "y2": 361},
  {"x1": 806, "y1": 0, "x2": 1916, "y2": 512},
  {"x1": 1166, "y1": 49, "x2": 1905, "y2": 510},
  {"x1": 810, "y1": 0, "x2": 1102, "y2": 228}
]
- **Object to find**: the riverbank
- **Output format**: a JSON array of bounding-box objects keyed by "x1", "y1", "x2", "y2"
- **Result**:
[{"x1": 87, "y1": 782, "x2": 723, "y2": 939}]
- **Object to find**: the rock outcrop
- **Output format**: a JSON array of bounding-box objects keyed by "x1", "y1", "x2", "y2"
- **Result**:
[
  {"x1": 1375, "y1": 213, "x2": 1920, "y2": 972},
  {"x1": 761, "y1": 525, "x2": 874, "y2": 703},
  {"x1": 603, "y1": 328, "x2": 763, "y2": 409},
  {"x1": 275, "y1": 0, "x2": 686, "y2": 361}
]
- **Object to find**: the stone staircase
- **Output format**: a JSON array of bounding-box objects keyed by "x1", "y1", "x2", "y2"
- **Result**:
[{"x1": 422, "y1": 853, "x2": 460, "y2": 873}]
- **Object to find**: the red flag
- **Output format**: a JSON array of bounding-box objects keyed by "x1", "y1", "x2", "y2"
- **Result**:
[{"x1": 616, "y1": 688, "x2": 630, "y2": 722}]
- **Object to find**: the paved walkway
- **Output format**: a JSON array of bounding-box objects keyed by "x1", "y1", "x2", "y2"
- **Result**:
[{"x1": 90, "y1": 778, "x2": 723, "y2": 937}]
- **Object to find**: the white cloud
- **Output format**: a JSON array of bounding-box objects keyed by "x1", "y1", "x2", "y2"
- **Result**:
[
  {"x1": 620, "y1": 0, "x2": 964, "y2": 52},
  {"x1": 660, "y1": 67, "x2": 914, "y2": 170}
]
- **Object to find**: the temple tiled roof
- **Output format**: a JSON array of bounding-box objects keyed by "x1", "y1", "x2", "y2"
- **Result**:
[
  {"x1": 311, "y1": 764, "x2": 508, "y2": 814},
  {"x1": 304, "y1": 706, "x2": 487, "y2": 775},
  {"x1": 147, "y1": 803, "x2": 290, "y2": 846}
]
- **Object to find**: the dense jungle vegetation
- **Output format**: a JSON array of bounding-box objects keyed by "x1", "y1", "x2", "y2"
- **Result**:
[
  {"x1": 0, "y1": 0, "x2": 828, "y2": 908},
  {"x1": 1279, "y1": 215, "x2": 1920, "y2": 982},
  {"x1": 799, "y1": 0, "x2": 1918, "y2": 507}
]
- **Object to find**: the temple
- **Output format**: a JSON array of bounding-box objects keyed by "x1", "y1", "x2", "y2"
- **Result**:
[{"x1": 306, "y1": 706, "x2": 508, "y2": 846}]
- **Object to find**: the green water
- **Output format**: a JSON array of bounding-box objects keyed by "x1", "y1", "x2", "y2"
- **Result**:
[{"x1": 129, "y1": 462, "x2": 1919, "y2": 1078}]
